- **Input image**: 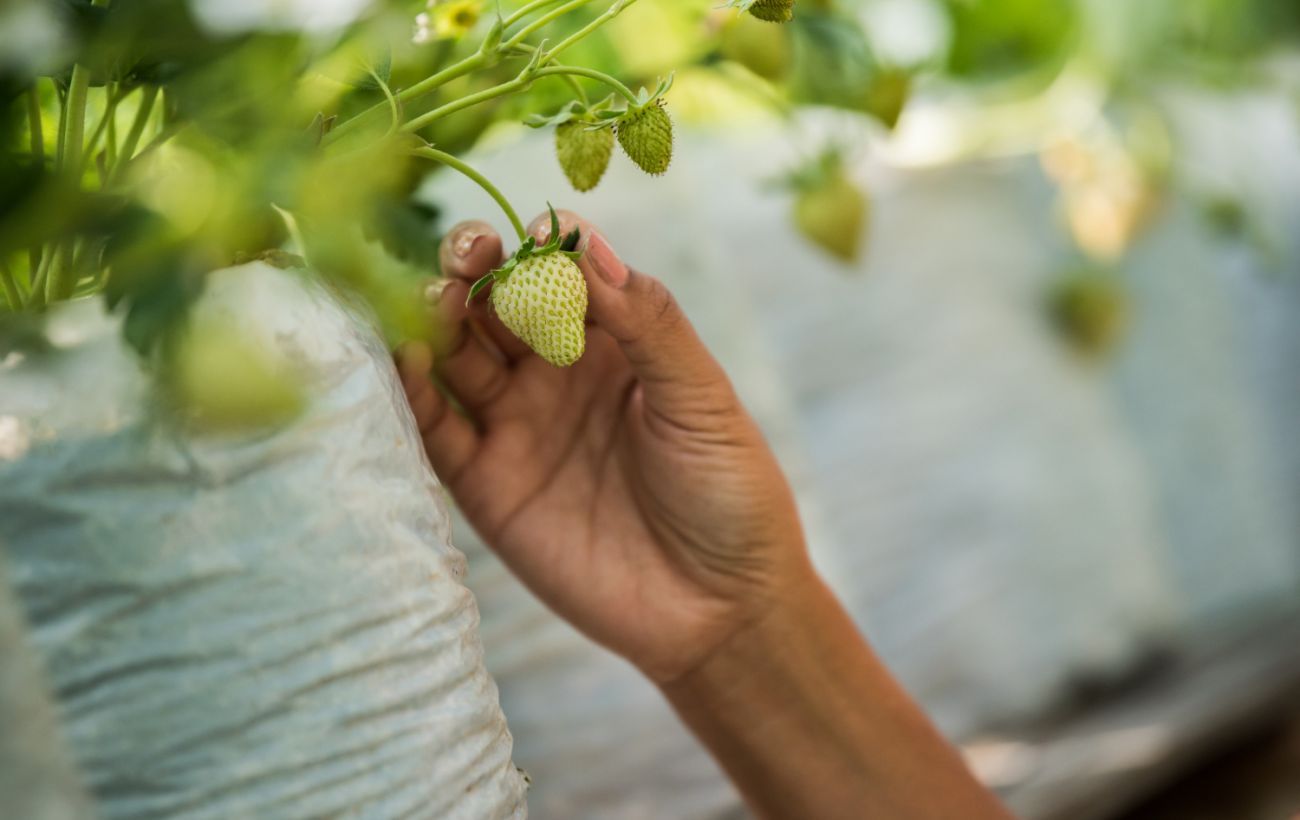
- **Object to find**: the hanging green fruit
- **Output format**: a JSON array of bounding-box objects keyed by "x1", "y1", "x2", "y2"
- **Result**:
[
  {"x1": 862, "y1": 67, "x2": 912, "y2": 130},
  {"x1": 780, "y1": 149, "x2": 869, "y2": 264},
  {"x1": 720, "y1": 11, "x2": 794, "y2": 82},
  {"x1": 1047, "y1": 269, "x2": 1130, "y2": 360}
]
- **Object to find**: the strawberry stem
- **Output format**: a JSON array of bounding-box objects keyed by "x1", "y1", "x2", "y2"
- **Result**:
[
  {"x1": 538, "y1": 0, "x2": 639, "y2": 62},
  {"x1": 411, "y1": 146, "x2": 527, "y2": 242},
  {"x1": 541, "y1": 66, "x2": 638, "y2": 104},
  {"x1": 502, "y1": 0, "x2": 598, "y2": 50},
  {"x1": 338, "y1": 0, "x2": 640, "y2": 144},
  {"x1": 107, "y1": 85, "x2": 157, "y2": 185},
  {"x1": 403, "y1": 65, "x2": 637, "y2": 134},
  {"x1": 326, "y1": 52, "x2": 490, "y2": 145},
  {"x1": 0, "y1": 260, "x2": 21, "y2": 310},
  {"x1": 503, "y1": 0, "x2": 569, "y2": 28}
]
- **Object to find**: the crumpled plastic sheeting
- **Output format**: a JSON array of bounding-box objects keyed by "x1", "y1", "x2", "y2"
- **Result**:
[
  {"x1": 0, "y1": 263, "x2": 528, "y2": 819},
  {"x1": 0, "y1": 559, "x2": 95, "y2": 820}
]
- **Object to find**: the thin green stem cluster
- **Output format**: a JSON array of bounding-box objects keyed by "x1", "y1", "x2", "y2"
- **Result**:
[
  {"x1": 327, "y1": 0, "x2": 642, "y2": 143},
  {"x1": 384, "y1": 0, "x2": 644, "y2": 243},
  {"x1": 6, "y1": 0, "x2": 646, "y2": 312}
]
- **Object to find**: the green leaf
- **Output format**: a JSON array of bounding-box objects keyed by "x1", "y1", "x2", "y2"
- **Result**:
[
  {"x1": 559, "y1": 227, "x2": 581, "y2": 253},
  {"x1": 466, "y1": 271, "x2": 495, "y2": 303},
  {"x1": 353, "y1": 46, "x2": 393, "y2": 90},
  {"x1": 525, "y1": 100, "x2": 585, "y2": 128}
]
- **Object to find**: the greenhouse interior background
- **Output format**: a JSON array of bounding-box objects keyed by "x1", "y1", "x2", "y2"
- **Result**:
[{"x1": 1, "y1": 0, "x2": 1298, "y2": 817}]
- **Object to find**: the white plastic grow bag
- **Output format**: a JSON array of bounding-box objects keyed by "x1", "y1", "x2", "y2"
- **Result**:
[{"x1": 0, "y1": 262, "x2": 528, "y2": 819}]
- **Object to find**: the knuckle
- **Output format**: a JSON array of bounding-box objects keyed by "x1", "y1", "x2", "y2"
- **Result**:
[{"x1": 644, "y1": 275, "x2": 680, "y2": 328}]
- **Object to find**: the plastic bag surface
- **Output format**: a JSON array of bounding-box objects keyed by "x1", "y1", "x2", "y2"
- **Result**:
[{"x1": 0, "y1": 263, "x2": 528, "y2": 819}]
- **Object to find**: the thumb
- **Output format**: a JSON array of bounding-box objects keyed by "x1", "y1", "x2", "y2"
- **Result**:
[{"x1": 529, "y1": 210, "x2": 734, "y2": 417}]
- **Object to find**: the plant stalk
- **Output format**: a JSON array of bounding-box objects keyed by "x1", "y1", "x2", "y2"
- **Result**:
[
  {"x1": 540, "y1": 0, "x2": 637, "y2": 62},
  {"x1": 28, "y1": 252, "x2": 51, "y2": 309},
  {"x1": 402, "y1": 65, "x2": 637, "y2": 134},
  {"x1": 411, "y1": 146, "x2": 527, "y2": 242},
  {"x1": 326, "y1": 53, "x2": 489, "y2": 145},
  {"x1": 26, "y1": 85, "x2": 45, "y2": 283},
  {"x1": 26, "y1": 85, "x2": 44, "y2": 167},
  {"x1": 50, "y1": 73, "x2": 91, "y2": 300},
  {"x1": 81, "y1": 86, "x2": 123, "y2": 173},
  {"x1": 539, "y1": 65, "x2": 637, "y2": 102},
  {"x1": 0, "y1": 261, "x2": 22, "y2": 310},
  {"x1": 502, "y1": 0, "x2": 597, "y2": 50},
  {"x1": 48, "y1": 0, "x2": 109, "y2": 302},
  {"x1": 330, "y1": 0, "x2": 631, "y2": 145},
  {"x1": 108, "y1": 85, "x2": 158, "y2": 184},
  {"x1": 503, "y1": 0, "x2": 568, "y2": 27}
]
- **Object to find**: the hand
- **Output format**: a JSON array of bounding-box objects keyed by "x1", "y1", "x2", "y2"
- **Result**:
[
  {"x1": 396, "y1": 210, "x2": 814, "y2": 684},
  {"x1": 398, "y1": 211, "x2": 1011, "y2": 820}
]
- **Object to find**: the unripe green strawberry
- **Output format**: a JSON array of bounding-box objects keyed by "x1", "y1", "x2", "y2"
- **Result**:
[
  {"x1": 862, "y1": 67, "x2": 911, "y2": 130},
  {"x1": 795, "y1": 173, "x2": 868, "y2": 263},
  {"x1": 169, "y1": 315, "x2": 306, "y2": 430},
  {"x1": 747, "y1": 0, "x2": 794, "y2": 24},
  {"x1": 490, "y1": 252, "x2": 588, "y2": 366},
  {"x1": 556, "y1": 121, "x2": 613, "y2": 192},
  {"x1": 1048, "y1": 271, "x2": 1128, "y2": 359},
  {"x1": 617, "y1": 102, "x2": 673, "y2": 176},
  {"x1": 721, "y1": 11, "x2": 792, "y2": 81}
]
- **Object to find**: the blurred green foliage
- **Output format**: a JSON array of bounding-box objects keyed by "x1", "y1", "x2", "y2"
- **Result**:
[
  {"x1": 1, "y1": 0, "x2": 1296, "y2": 361},
  {"x1": 943, "y1": 0, "x2": 1077, "y2": 81}
]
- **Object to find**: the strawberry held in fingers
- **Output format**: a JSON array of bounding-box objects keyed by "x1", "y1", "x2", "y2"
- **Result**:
[
  {"x1": 468, "y1": 206, "x2": 589, "y2": 367},
  {"x1": 492, "y1": 253, "x2": 588, "y2": 366}
]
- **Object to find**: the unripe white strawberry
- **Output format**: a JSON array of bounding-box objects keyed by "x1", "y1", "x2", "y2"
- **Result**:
[
  {"x1": 467, "y1": 206, "x2": 589, "y2": 366},
  {"x1": 490, "y1": 251, "x2": 588, "y2": 367}
]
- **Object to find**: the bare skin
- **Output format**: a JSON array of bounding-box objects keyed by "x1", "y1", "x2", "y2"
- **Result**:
[{"x1": 396, "y1": 211, "x2": 1012, "y2": 819}]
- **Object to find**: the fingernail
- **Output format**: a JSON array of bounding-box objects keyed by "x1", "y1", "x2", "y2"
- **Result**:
[
  {"x1": 424, "y1": 280, "x2": 447, "y2": 305},
  {"x1": 587, "y1": 232, "x2": 628, "y2": 288},
  {"x1": 452, "y1": 228, "x2": 485, "y2": 259}
]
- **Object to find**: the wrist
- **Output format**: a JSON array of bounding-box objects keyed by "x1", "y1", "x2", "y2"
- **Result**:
[
  {"x1": 657, "y1": 565, "x2": 1010, "y2": 820},
  {"x1": 657, "y1": 562, "x2": 832, "y2": 704}
]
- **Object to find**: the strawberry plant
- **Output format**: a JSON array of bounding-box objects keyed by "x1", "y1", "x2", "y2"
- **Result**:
[
  {"x1": 3, "y1": 0, "x2": 1294, "y2": 359},
  {"x1": 0, "y1": 0, "x2": 796, "y2": 374}
]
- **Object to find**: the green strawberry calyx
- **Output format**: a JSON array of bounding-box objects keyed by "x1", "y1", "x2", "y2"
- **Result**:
[
  {"x1": 524, "y1": 99, "x2": 615, "y2": 132},
  {"x1": 466, "y1": 204, "x2": 582, "y2": 304},
  {"x1": 771, "y1": 145, "x2": 850, "y2": 193},
  {"x1": 593, "y1": 74, "x2": 674, "y2": 124}
]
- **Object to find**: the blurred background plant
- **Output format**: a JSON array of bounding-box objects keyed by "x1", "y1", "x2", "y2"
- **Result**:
[
  {"x1": 5, "y1": 0, "x2": 1294, "y2": 361},
  {"x1": 2, "y1": 0, "x2": 1297, "y2": 355}
]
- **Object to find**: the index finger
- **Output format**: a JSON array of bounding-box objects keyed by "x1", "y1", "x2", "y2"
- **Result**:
[
  {"x1": 439, "y1": 220, "x2": 504, "y2": 282},
  {"x1": 437, "y1": 219, "x2": 533, "y2": 362}
]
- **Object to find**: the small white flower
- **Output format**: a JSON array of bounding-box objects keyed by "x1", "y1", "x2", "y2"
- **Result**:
[{"x1": 413, "y1": 11, "x2": 433, "y2": 44}]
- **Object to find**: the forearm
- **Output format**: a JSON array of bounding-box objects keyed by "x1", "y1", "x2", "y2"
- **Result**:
[{"x1": 662, "y1": 568, "x2": 1011, "y2": 820}]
